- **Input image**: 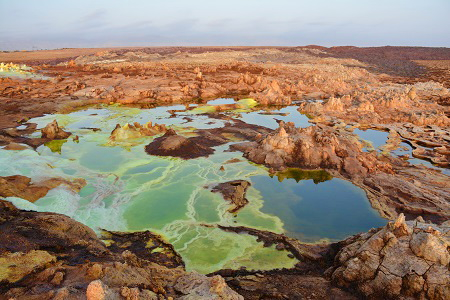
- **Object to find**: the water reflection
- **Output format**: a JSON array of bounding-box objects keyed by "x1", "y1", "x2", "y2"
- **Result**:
[
  {"x1": 253, "y1": 174, "x2": 387, "y2": 242},
  {"x1": 271, "y1": 168, "x2": 333, "y2": 184}
]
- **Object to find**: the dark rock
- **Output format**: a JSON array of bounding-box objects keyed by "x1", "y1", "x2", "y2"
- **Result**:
[{"x1": 145, "y1": 129, "x2": 214, "y2": 159}]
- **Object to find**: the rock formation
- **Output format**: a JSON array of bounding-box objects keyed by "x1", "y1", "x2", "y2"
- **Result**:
[
  {"x1": 232, "y1": 122, "x2": 390, "y2": 178},
  {"x1": 210, "y1": 180, "x2": 251, "y2": 213},
  {"x1": 250, "y1": 80, "x2": 292, "y2": 106},
  {"x1": 109, "y1": 121, "x2": 167, "y2": 142},
  {"x1": 329, "y1": 214, "x2": 450, "y2": 299},
  {"x1": 145, "y1": 129, "x2": 215, "y2": 159},
  {"x1": 41, "y1": 120, "x2": 71, "y2": 140}
]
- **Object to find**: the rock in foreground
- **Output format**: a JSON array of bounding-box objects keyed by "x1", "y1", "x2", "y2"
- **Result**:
[
  {"x1": 0, "y1": 200, "x2": 243, "y2": 299},
  {"x1": 329, "y1": 214, "x2": 450, "y2": 299}
]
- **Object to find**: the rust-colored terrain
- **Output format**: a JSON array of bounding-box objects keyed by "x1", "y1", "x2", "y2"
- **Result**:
[{"x1": 0, "y1": 46, "x2": 449, "y2": 299}]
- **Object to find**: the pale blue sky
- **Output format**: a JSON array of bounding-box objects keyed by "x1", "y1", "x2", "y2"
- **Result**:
[{"x1": 0, "y1": 0, "x2": 449, "y2": 50}]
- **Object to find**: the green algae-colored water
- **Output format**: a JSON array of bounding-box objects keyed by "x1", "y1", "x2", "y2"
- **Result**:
[{"x1": 0, "y1": 100, "x2": 388, "y2": 273}]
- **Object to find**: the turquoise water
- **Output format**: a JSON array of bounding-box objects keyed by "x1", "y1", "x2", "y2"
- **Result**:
[
  {"x1": 237, "y1": 106, "x2": 311, "y2": 129},
  {"x1": 0, "y1": 102, "x2": 389, "y2": 273}
]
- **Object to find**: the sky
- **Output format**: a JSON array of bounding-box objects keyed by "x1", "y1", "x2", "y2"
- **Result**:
[{"x1": 0, "y1": 0, "x2": 449, "y2": 50}]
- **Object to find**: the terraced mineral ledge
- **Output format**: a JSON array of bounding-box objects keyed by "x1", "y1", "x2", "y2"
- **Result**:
[{"x1": 0, "y1": 47, "x2": 449, "y2": 299}]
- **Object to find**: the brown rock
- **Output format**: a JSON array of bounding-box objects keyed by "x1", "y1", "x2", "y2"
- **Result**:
[
  {"x1": 211, "y1": 180, "x2": 251, "y2": 213},
  {"x1": 41, "y1": 120, "x2": 71, "y2": 140},
  {"x1": 175, "y1": 273, "x2": 243, "y2": 300},
  {"x1": 331, "y1": 217, "x2": 450, "y2": 299},
  {"x1": 145, "y1": 130, "x2": 215, "y2": 159},
  {"x1": 0, "y1": 175, "x2": 86, "y2": 202}
]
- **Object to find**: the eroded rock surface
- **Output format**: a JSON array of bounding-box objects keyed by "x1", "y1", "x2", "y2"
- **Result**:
[
  {"x1": 232, "y1": 121, "x2": 391, "y2": 178},
  {"x1": 299, "y1": 83, "x2": 450, "y2": 127},
  {"x1": 329, "y1": 214, "x2": 450, "y2": 299}
]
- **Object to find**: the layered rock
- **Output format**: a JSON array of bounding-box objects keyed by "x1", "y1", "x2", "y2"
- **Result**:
[
  {"x1": 329, "y1": 214, "x2": 450, "y2": 299},
  {"x1": 361, "y1": 166, "x2": 450, "y2": 222}
]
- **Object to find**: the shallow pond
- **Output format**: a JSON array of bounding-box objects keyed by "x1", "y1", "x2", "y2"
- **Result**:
[
  {"x1": 0, "y1": 100, "x2": 388, "y2": 273},
  {"x1": 253, "y1": 172, "x2": 386, "y2": 242},
  {"x1": 391, "y1": 141, "x2": 450, "y2": 176},
  {"x1": 353, "y1": 128, "x2": 449, "y2": 175}
]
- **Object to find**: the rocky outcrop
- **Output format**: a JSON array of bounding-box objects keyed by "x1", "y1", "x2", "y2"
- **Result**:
[
  {"x1": 329, "y1": 214, "x2": 450, "y2": 299},
  {"x1": 250, "y1": 80, "x2": 291, "y2": 106},
  {"x1": 0, "y1": 200, "x2": 243, "y2": 299},
  {"x1": 210, "y1": 180, "x2": 251, "y2": 213},
  {"x1": 232, "y1": 122, "x2": 391, "y2": 177},
  {"x1": 41, "y1": 120, "x2": 71, "y2": 140},
  {"x1": 222, "y1": 273, "x2": 358, "y2": 300},
  {"x1": 145, "y1": 129, "x2": 215, "y2": 159},
  {"x1": 393, "y1": 124, "x2": 450, "y2": 168},
  {"x1": 216, "y1": 225, "x2": 332, "y2": 262},
  {"x1": 299, "y1": 84, "x2": 450, "y2": 127},
  {"x1": 0, "y1": 175, "x2": 86, "y2": 202},
  {"x1": 109, "y1": 121, "x2": 167, "y2": 142}
]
